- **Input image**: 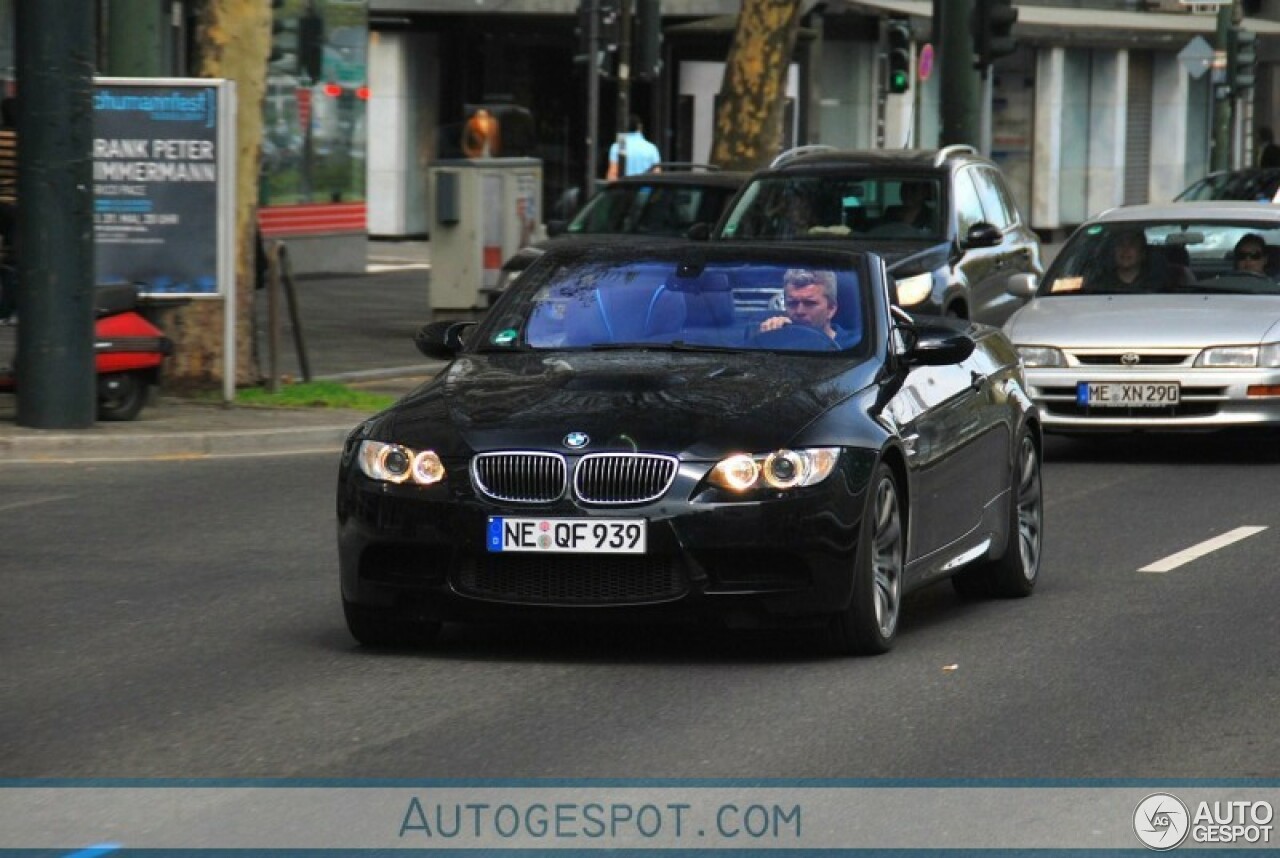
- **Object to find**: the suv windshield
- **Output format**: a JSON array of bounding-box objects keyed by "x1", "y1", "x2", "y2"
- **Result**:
[
  {"x1": 567, "y1": 182, "x2": 737, "y2": 237},
  {"x1": 1044, "y1": 220, "x2": 1280, "y2": 296},
  {"x1": 717, "y1": 175, "x2": 946, "y2": 242}
]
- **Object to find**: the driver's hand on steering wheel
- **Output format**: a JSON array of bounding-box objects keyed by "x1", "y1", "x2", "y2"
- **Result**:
[{"x1": 759, "y1": 315, "x2": 792, "y2": 333}]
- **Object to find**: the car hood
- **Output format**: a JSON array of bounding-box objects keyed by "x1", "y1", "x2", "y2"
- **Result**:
[
  {"x1": 367, "y1": 350, "x2": 880, "y2": 459},
  {"x1": 1005, "y1": 294, "x2": 1280, "y2": 347}
]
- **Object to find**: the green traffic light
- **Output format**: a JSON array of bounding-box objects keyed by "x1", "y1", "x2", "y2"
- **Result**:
[{"x1": 891, "y1": 71, "x2": 909, "y2": 91}]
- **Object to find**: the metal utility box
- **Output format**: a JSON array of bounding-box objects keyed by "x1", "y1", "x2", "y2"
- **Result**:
[{"x1": 428, "y1": 158, "x2": 543, "y2": 312}]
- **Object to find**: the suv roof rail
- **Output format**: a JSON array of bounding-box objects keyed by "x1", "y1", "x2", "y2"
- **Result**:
[
  {"x1": 769, "y1": 144, "x2": 838, "y2": 168},
  {"x1": 933, "y1": 144, "x2": 978, "y2": 167},
  {"x1": 647, "y1": 162, "x2": 720, "y2": 172}
]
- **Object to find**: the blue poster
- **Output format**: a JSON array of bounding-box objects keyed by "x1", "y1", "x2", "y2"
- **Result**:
[{"x1": 92, "y1": 81, "x2": 223, "y2": 298}]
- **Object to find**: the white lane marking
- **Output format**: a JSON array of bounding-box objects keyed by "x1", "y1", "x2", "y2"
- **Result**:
[
  {"x1": 1139, "y1": 526, "x2": 1268, "y2": 573},
  {"x1": 0, "y1": 495, "x2": 74, "y2": 513},
  {"x1": 366, "y1": 262, "x2": 431, "y2": 274}
]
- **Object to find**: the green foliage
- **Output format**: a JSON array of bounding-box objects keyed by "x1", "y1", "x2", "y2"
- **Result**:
[{"x1": 234, "y1": 381, "x2": 395, "y2": 411}]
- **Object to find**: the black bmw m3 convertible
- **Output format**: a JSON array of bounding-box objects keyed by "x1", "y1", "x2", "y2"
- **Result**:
[{"x1": 337, "y1": 242, "x2": 1043, "y2": 655}]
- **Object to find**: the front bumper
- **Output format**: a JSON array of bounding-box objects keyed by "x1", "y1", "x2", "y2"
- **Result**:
[
  {"x1": 1025, "y1": 366, "x2": 1280, "y2": 430},
  {"x1": 337, "y1": 453, "x2": 872, "y2": 629}
]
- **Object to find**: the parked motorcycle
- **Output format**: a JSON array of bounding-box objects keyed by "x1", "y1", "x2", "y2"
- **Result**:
[{"x1": 0, "y1": 277, "x2": 173, "y2": 421}]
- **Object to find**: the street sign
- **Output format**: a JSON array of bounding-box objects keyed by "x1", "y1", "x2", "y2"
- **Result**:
[{"x1": 1178, "y1": 35, "x2": 1215, "y2": 80}]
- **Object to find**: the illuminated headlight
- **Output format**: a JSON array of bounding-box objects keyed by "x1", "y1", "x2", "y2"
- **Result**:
[
  {"x1": 894, "y1": 272, "x2": 933, "y2": 307},
  {"x1": 357, "y1": 440, "x2": 447, "y2": 486},
  {"x1": 1195, "y1": 346, "x2": 1258, "y2": 368},
  {"x1": 1016, "y1": 346, "x2": 1066, "y2": 368},
  {"x1": 708, "y1": 448, "x2": 840, "y2": 492}
]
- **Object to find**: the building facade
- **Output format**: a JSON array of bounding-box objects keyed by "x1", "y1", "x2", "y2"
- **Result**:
[{"x1": 367, "y1": 0, "x2": 1280, "y2": 241}]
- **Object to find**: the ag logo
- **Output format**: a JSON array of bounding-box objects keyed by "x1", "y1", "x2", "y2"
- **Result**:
[{"x1": 1134, "y1": 793, "x2": 1190, "y2": 850}]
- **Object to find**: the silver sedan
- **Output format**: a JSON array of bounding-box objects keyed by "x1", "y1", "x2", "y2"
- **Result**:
[{"x1": 1004, "y1": 202, "x2": 1280, "y2": 432}]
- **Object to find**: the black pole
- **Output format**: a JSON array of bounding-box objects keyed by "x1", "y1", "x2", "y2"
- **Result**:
[
  {"x1": 938, "y1": 0, "x2": 981, "y2": 148},
  {"x1": 1211, "y1": 4, "x2": 1233, "y2": 172},
  {"x1": 586, "y1": 0, "x2": 601, "y2": 193},
  {"x1": 15, "y1": 0, "x2": 97, "y2": 429}
]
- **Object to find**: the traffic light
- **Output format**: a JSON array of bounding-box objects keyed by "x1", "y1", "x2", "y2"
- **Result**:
[
  {"x1": 971, "y1": 0, "x2": 1018, "y2": 70},
  {"x1": 885, "y1": 17, "x2": 911, "y2": 95},
  {"x1": 634, "y1": 0, "x2": 663, "y2": 81},
  {"x1": 1230, "y1": 27, "x2": 1258, "y2": 93}
]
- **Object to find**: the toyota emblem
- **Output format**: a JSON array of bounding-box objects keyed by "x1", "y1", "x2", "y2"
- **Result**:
[
  {"x1": 1121, "y1": 353, "x2": 1140, "y2": 366},
  {"x1": 563, "y1": 432, "x2": 590, "y2": 449}
]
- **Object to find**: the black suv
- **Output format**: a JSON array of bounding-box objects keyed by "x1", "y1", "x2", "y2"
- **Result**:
[
  {"x1": 711, "y1": 145, "x2": 1042, "y2": 324},
  {"x1": 488, "y1": 164, "x2": 748, "y2": 304}
]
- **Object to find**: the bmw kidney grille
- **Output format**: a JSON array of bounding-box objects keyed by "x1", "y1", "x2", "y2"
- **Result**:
[
  {"x1": 471, "y1": 452, "x2": 677, "y2": 504},
  {"x1": 573, "y1": 453, "x2": 678, "y2": 504},
  {"x1": 471, "y1": 452, "x2": 568, "y2": 503}
]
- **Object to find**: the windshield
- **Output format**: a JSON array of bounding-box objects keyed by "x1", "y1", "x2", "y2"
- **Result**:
[
  {"x1": 475, "y1": 257, "x2": 870, "y2": 355},
  {"x1": 717, "y1": 175, "x2": 947, "y2": 242},
  {"x1": 566, "y1": 183, "x2": 737, "y2": 236},
  {"x1": 1043, "y1": 220, "x2": 1280, "y2": 296},
  {"x1": 1175, "y1": 172, "x2": 1280, "y2": 203}
]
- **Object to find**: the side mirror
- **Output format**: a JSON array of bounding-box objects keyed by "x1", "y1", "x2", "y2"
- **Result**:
[
  {"x1": 904, "y1": 328, "x2": 976, "y2": 366},
  {"x1": 685, "y1": 222, "x2": 711, "y2": 241},
  {"x1": 415, "y1": 320, "x2": 474, "y2": 360},
  {"x1": 964, "y1": 222, "x2": 1002, "y2": 249},
  {"x1": 545, "y1": 220, "x2": 568, "y2": 237},
  {"x1": 1007, "y1": 272, "x2": 1039, "y2": 299}
]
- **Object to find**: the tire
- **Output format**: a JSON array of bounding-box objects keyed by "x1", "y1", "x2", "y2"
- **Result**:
[
  {"x1": 342, "y1": 598, "x2": 442, "y2": 649},
  {"x1": 827, "y1": 462, "x2": 905, "y2": 655},
  {"x1": 953, "y1": 429, "x2": 1043, "y2": 600},
  {"x1": 97, "y1": 371, "x2": 148, "y2": 421}
]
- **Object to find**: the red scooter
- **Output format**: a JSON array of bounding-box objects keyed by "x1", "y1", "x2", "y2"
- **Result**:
[{"x1": 0, "y1": 278, "x2": 172, "y2": 421}]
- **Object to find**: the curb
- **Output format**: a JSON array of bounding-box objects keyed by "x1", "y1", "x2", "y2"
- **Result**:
[{"x1": 0, "y1": 423, "x2": 357, "y2": 464}]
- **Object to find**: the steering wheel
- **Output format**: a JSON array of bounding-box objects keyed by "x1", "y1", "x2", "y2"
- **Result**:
[{"x1": 749, "y1": 323, "x2": 839, "y2": 351}]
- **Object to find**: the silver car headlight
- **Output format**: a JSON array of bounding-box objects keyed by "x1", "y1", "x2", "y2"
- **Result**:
[
  {"x1": 709, "y1": 448, "x2": 840, "y2": 492},
  {"x1": 1195, "y1": 346, "x2": 1259, "y2": 368},
  {"x1": 1016, "y1": 346, "x2": 1066, "y2": 368},
  {"x1": 357, "y1": 440, "x2": 447, "y2": 485},
  {"x1": 894, "y1": 272, "x2": 934, "y2": 307}
]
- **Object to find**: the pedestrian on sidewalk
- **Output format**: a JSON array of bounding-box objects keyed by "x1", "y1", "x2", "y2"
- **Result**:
[{"x1": 606, "y1": 115, "x2": 661, "y2": 180}]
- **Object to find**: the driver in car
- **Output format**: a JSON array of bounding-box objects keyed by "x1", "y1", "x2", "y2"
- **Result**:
[
  {"x1": 759, "y1": 269, "x2": 855, "y2": 345},
  {"x1": 1233, "y1": 234, "x2": 1271, "y2": 276}
]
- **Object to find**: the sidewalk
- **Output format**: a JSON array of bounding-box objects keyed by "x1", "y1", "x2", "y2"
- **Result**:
[{"x1": 0, "y1": 239, "x2": 442, "y2": 464}]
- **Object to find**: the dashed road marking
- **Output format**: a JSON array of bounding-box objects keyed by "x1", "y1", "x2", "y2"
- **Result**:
[
  {"x1": 1139, "y1": 526, "x2": 1268, "y2": 573},
  {"x1": 366, "y1": 262, "x2": 431, "y2": 274}
]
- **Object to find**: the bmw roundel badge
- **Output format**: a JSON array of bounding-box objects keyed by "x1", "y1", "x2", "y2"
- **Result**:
[{"x1": 563, "y1": 432, "x2": 590, "y2": 449}]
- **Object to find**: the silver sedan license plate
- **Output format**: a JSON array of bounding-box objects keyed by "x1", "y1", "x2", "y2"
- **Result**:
[
  {"x1": 487, "y1": 517, "x2": 647, "y2": 554},
  {"x1": 1078, "y1": 381, "x2": 1180, "y2": 408}
]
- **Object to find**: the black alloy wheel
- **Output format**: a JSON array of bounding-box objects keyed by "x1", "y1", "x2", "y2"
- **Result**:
[{"x1": 827, "y1": 461, "x2": 905, "y2": 655}]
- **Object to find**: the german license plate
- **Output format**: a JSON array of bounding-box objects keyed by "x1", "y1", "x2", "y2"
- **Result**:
[
  {"x1": 487, "y1": 517, "x2": 647, "y2": 554},
  {"x1": 1078, "y1": 381, "x2": 1180, "y2": 408}
]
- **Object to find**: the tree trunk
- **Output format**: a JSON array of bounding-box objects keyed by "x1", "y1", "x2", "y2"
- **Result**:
[
  {"x1": 709, "y1": 0, "x2": 804, "y2": 173},
  {"x1": 162, "y1": 0, "x2": 270, "y2": 391}
]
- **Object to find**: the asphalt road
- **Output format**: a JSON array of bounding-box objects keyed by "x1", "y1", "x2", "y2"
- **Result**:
[{"x1": 2, "y1": 436, "x2": 1278, "y2": 779}]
